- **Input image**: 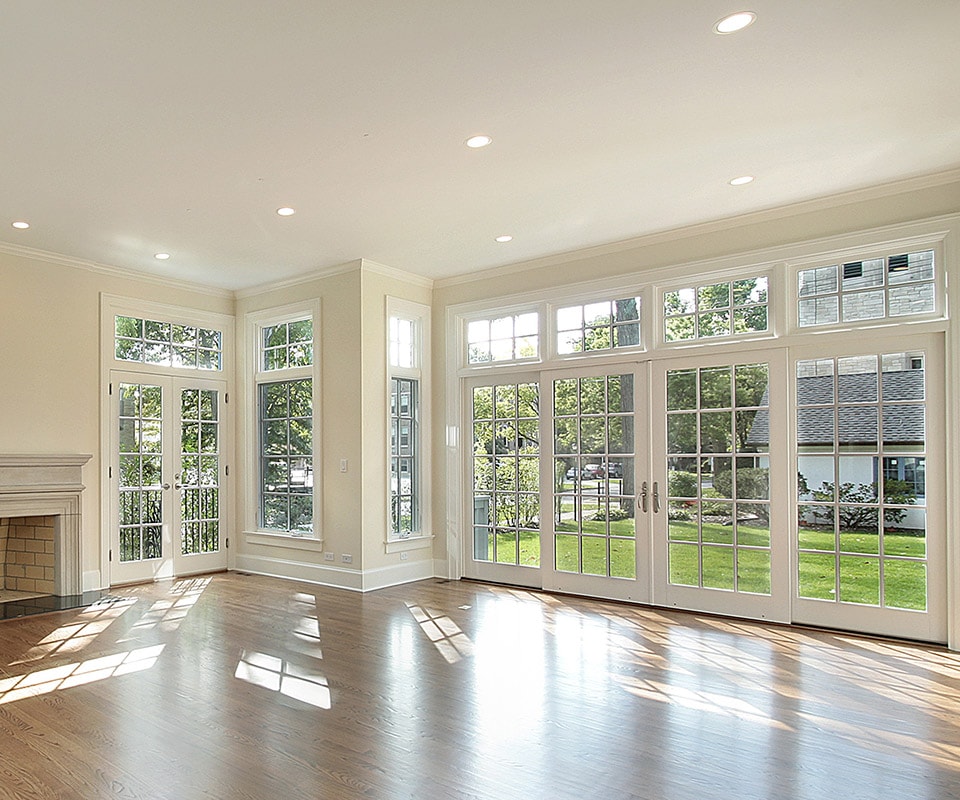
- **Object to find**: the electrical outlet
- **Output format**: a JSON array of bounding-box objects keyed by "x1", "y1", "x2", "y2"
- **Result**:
[
  {"x1": 324, "y1": 551, "x2": 335, "y2": 562},
  {"x1": 400, "y1": 552, "x2": 409, "y2": 561},
  {"x1": 341, "y1": 553, "x2": 353, "y2": 564}
]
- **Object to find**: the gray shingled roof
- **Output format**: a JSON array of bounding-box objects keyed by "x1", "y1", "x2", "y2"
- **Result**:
[{"x1": 747, "y1": 370, "x2": 925, "y2": 447}]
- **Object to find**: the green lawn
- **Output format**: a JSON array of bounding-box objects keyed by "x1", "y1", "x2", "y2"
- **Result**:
[{"x1": 481, "y1": 520, "x2": 927, "y2": 610}]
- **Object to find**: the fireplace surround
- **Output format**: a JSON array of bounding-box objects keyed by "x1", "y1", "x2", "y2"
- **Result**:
[{"x1": 0, "y1": 454, "x2": 92, "y2": 597}]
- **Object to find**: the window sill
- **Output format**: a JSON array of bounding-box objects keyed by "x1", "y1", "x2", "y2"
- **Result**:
[
  {"x1": 385, "y1": 534, "x2": 434, "y2": 554},
  {"x1": 243, "y1": 530, "x2": 324, "y2": 551}
]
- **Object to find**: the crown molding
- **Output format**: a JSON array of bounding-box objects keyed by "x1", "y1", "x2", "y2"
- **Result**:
[
  {"x1": 0, "y1": 241, "x2": 233, "y2": 299},
  {"x1": 434, "y1": 167, "x2": 960, "y2": 290},
  {"x1": 359, "y1": 259, "x2": 434, "y2": 289},
  {"x1": 233, "y1": 259, "x2": 363, "y2": 299},
  {"x1": 234, "y1": 257, "x2": 433, "y2": 299}
]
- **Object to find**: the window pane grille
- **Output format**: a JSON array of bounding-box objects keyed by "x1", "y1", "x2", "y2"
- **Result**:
[
  {"x1": 262, "y1": 319, "x2": 314, "y2": 371},
  {"x1": 467, "y1": 312, "x2": 539, "y2": 364},
  {"x1": 556, "y1": 297, "x2": 641, "y2": 354},
  {"x1": 663, "y1": 277, "x2": 768, "y2": 342},
  {"x1": 116, "y1": 315, "x2": 222, "y2": 370},
  {"x1": 390, "y1": 378, "x2": 419, "y2": 537},
  {"x1": 259, "y1": 379, "x2": 313, "y2": 534},
  {"x1": 797, "y1": 250, "x2": 935, "y2": 328}
]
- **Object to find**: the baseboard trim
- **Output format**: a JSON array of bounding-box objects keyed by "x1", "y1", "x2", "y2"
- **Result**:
[{"x1": 232, "y1": 553, "x2": 438, "y2": 593}]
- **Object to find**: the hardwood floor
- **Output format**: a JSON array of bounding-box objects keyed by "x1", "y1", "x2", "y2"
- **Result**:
[{"x1": 0, "y1": 573, "x2": 958, "y2": 799}]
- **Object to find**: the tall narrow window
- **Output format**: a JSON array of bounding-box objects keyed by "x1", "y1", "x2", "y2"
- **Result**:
[
  {"x1": 388, "y1": 299, "x2": 430, "y2": 542},
  {"x1": 257, "y1": 316, "x2": 314, "y2": 535}
]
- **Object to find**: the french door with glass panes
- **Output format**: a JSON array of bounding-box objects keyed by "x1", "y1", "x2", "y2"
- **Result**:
[
  {"x1": 110, "y1": 372, "x2": 227, "y2": 585},
  {"x1": 650, "y1": 350, "x2": 791, "y2": 622},
  {"x1": 541, "y1": 365, "x2": 650, "y2": 603},
  {"x1": 792, "y1": 333, "x2": 945, "y2": 642},
  {"x1": 465, "y1": 365, "x2": 650, "y2": 603},
  {"x1": 464, "y1": 375, "x2": 543, "y2": 588}
]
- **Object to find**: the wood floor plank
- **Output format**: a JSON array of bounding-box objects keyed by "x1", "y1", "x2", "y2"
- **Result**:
[{"x1": 0, "y1": 573, "x2": 958, "y2": 799}]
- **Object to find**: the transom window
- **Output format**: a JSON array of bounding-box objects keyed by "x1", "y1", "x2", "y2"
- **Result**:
[
  {"x1": 467, "y1": 312, "x2": 539, "y2": 364},
  {"x1": 797, "y1": 249, "x2": 936, "y2": 328},
  {"x1": 262, "y1": 319, "x2": 313, "y2": 370},
  {"x1": 115, "y1": 315, "x2": 222, "y2": 370},
  {"x1": 663, "y1": 277, "x2": 768, "y2": 342},
  {"x1": 556, "y1": 297, "x2": 641, "y2": 354}
]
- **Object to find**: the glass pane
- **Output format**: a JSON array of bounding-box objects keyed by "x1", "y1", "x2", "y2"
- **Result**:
[
  {"x1": 702, "y1": 546, "x2": 734, "y2": 590},
  {"x1": 798, "y1": 265, "x2": 837, "y2": 297},
  {"x1": 798, "y1": 296, "x2": 839, "y2": 327},
  {"x1": 667, "y1": 414, "x2": 696, "y2": 454},
  {"x1": 735, "y1": 364, "x2": 768, "y2": 408},
  {"x1": 698, "y1": 311, "x2": 730, "y2": 338},
  {"x1": 884, "y1": 561, "x2": 926, "y2": 611},
  {"x1": 888, "y1": 283, "x2": 935, "y2": 317},
  {"x1": 737, "y1": 549, "x2": 771, "y2": 595},
  {"x1": 838, "y1": 556, "x2": 880, "y2": 605},
  {"x1": 842, "y1": 289, "x2": 885, "y2": 322},
  {"x1": 698, "y1": 282, "x2": 730, "y2": 310},
  {"x1": 610, "y1": 539, "x2": 636, "y2": 579},
  {"x1": 664, "y1": 315, "x2": 695, "y2": 341},
  {"x1": 798, "y1": 552, "x2": 836, "y2": 600},
  {"x1": 667, "y1": 369, "x2": 697, "y2": 411},
  {"x1": 669, "y1": 543, "x2": 699, "y2": 586},
  {"x1": 582, "y1": 536, "x2": 608, "y2": 576},
  {"x1": 556, "y1": 535, "x2": 579, "y2": 572},
  {"x1": 700, "y1": 412, "x2": 732, "y2": 453},
  {"x1": 699, "y1": 367, "x2": 731, "y2": 409}
]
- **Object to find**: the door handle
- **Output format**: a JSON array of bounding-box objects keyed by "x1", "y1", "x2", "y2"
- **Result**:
[
  {"x1": 638, "y1": 481, "x2": 648, "y2": 513},
  {"x1": 653, "y1": 481, "x2": 661, "y2": 513},
  {"x1": 162, "y1": 483, "x2": 171, "y2": 490}
]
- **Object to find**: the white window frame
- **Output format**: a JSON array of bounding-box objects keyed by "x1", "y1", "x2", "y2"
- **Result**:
[
  {"x1": 657, "y1": 271, "x2": 774, "y2": 348},
  {"x1": 99, "y1": 293, "x2": 235, "y2": 582},
  {"x1": 787, "y1": 237, "x2": 946, "y2": 335},
  {"x1": 386, "y1": 297, "x2": 432, "y2": 553},
  {"x1": 461, "y1": 306, "x2": 542, "y2": 369},
  {"x1": 242, "y1": 301, "x2": 321, "y2": 545}
]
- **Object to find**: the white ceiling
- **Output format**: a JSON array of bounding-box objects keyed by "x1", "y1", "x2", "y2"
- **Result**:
[{"x1": 1, "y1": 1, "x2": 958, "y2": 291}]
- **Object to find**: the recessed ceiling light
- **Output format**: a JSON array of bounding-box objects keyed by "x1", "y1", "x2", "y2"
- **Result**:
[
  {"x1": 714, "y1": 11, "x2": 757, "y2": 34},
  {"x1": 729, "y1": 175, "x2": 755, "y2": 186},
  {"x1": 466, "y1": 135, "x2": 493, "y2": 149},
  {"x1": 11, "y1": 221, "x2": 30, "y2": 229},
  {"x1": 495, "y1": 235, "x2": 513, "y2": 243},
  {"x1": 277, "y1": 207, "x2": 296, "y2": 216},
  {"x1": 154, "y1": 253, "x2": 171, "y2": 260}
]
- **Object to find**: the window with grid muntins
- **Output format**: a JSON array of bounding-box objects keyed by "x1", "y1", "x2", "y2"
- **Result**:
[
  {"x1": 115, "y1": 315, "x2": 222, "y2": 370},
  {"x1": 663, "y1": 277, "x2": 768, "y2": 342},
  {"x1": 797, "y1": 249, "x2": 936, "y2": 328},
  {"x1": 556, "y1": 297, "x2": 641, "y2": 354},
  {"x1": 390, "y1": 377, "x2": 419, "y2": 537},
  {"x1": 466, "y1": 312, "x2": 539, "y2": 364}
]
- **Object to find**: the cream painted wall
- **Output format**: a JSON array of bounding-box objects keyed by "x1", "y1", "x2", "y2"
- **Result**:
[
  {"x1": 429, "y1": 175, "x2": 960, "y2": 569},
  {"x1": 0, "y1": 249, "x2": 232, "y2": 588},
  {"x1": 233, "y1": 267, "x2": 363, "y2": 581},
  {"x1": 233, "y1": 261, "x2": 433, "y2": 590}
]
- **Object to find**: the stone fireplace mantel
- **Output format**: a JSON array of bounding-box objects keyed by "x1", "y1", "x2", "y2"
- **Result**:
[{"x1": 0, "y1": 454, "x2": 92, "y2": 596}]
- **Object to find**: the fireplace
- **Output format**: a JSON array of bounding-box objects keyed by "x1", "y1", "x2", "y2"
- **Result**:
[{"x1": 0, "y1": 454, "x2": 91, "y2": 597}]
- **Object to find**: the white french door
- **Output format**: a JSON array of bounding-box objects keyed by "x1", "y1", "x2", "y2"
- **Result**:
[
  {"x1": 649, "y1": 350, "x2": 791, "y2": 622},
  {"x1": 460, "y1": 336, "x2": 946, "y2": 641},
  {"x1": 540, "y1": 364, "x2": 650, "y2": 603},
  {"x1": 463, "y1": 375, "x2": 542, "y2": 588},
  {"x1": 109, "y1": 371, "x2": 227, "y2": 585},
  {"x1": 791, "y1": 333, "x2": 946, "y2": 642}
]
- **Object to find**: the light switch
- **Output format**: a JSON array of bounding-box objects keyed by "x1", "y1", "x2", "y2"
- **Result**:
[{"x1": 340, "y1": 458, "x2": 348, "y2": 473}]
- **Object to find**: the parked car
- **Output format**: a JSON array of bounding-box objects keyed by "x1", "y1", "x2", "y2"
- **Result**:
[{"x1": 566, "y1": 463, "x2": 605, "y2": 480}]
